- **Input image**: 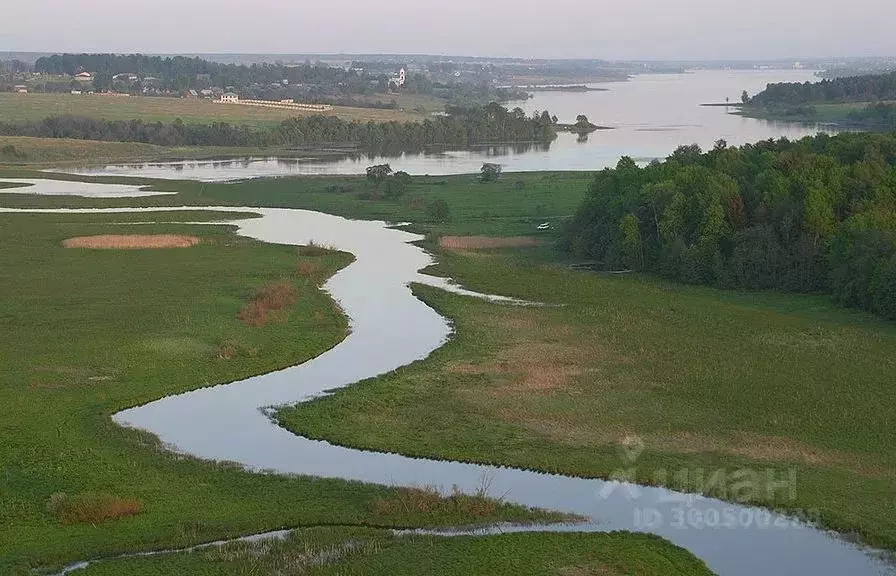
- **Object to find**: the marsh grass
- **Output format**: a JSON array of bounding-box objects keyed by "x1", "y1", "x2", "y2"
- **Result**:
[
  {"x1": 46, "y1": 493, "x2": 143, "y2": 526},
  {"x1": 373, "y1": 483, "x2": 503, "y2": 519}
]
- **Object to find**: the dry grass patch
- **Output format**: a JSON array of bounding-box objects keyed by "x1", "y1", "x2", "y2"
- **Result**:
[
  {"x1": 63, "y1": 234, "x2": 200, "y2": 249},
  {"x1": 239, "y1": 281, "x2": 298, "y2": 327},
  {"x1": 450, "y1": 342, "x2": 596, "y2": 396},
  {"x1": 47, "y1": 492, "x2": 143, "y2": 525},
  {"x1": 439, "y1": 236, "x2": 541, "y2": 251},
  {"x1": 296, "y1": 260, "x2": 322, "y2": 277},
  {"x1": 642, "y1": 431, "x2": 887, "y2": 476}
]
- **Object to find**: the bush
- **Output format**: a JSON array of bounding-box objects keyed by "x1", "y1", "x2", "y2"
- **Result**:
[
  {"x1": 425, "y1": 199, "x2": 451, "y2": 223},
  {"x1": 480, "y1": 162, "x2": 502, "y2": 182}
]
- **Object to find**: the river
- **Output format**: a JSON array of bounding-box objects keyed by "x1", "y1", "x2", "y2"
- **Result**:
[
  {"x1": 62, "y1": 69, "x2": 829, "y2": 181},
  {"x1": 1, "y1": 194, "x2": 892, "y2": 576}
]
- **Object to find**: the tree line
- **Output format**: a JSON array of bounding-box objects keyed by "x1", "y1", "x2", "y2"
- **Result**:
[
  {"x1": 749, "y1": 71, "x2": 896, "y2": 106},
  {"x1": 562, "y1": 133, "x2": 896, "y2": 320},
  {"x1": 0, "y1": 103, "x2": 558, "y2": 152}
]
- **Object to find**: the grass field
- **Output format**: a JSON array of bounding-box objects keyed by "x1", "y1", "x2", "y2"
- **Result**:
[
  {"x1": 0, "y1": 211, "x2": 566, "y2": 575},
  {"x1": 0, "y1": 93, "x2": 423, "y2": 126},
  {"x1": 73, "y1": 528, "x2": 711, "y2": 576},
  {"x1": 278, "y1": 247, "x2": 896, "y2": 550}
]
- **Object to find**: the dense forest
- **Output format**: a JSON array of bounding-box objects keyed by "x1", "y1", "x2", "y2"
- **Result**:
[
  {"x1": 749, "y1": 71, "x2": 896, "y2": 106},
  {"x1": 0, "y1": 103, "x2": 557, "y2": 151},
  {"x1": 562, "y1": 133, "x2": 896, "y2": 320}
]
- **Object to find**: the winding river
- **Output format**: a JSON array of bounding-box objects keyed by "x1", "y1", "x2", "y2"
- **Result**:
[{"x1": 2, "y1": 189, "x2": 893, "y2": 576}]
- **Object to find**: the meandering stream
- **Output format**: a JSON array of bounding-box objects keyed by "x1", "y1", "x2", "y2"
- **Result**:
[{"x1": 2, "y1": 197, "x2": 893, "y2": 576}]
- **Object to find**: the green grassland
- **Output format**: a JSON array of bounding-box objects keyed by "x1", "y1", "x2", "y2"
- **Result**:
[
  {"x1": 74, "y1": 528, "x2": 711, "y2": 576},
  {"x1": 278, "y1": 247, "x2": 896, "y2": 550},
  {"x1": 0, "y1": 211, "x2": 566, "y2": 574},
  {"x1": 0, "y1": 92, "x2": 423, "y2": 127}
]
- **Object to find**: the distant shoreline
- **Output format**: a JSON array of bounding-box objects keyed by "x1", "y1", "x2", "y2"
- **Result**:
[{"x1": 522, "y1": 85, "x2": 609, "y2": 93}]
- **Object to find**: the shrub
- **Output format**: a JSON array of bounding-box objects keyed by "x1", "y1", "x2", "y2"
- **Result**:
[
  {"x1": 425, "y1": 199, "x2": 451, "y2": 223},
  {"x1": 480, "y1": 162, "x2": 502, "y2": 182}
]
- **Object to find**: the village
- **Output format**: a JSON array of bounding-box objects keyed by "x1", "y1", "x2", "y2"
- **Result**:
[{"x1": 2, "y1": 63, "x2": 409, "y2": 106}]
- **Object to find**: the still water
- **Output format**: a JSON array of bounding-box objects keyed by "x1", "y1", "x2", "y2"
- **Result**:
[{"x1": 64, "y1": 70, "x2": 829, "y2": 181}]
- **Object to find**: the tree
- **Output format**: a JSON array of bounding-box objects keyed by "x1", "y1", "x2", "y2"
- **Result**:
[
  {"x1": 425, "y1": 199, "x2": 451, "y2": 223},
  {"x1": 619, "y1": 213, "x2": 644, "y2": 269},
  {"x1": 741, "y1": 90, "x2": 750, "y2": 104},
  {"x1": 366, "y1": 164, "x2": 393, "y2": 185},
  {"x1": 480, "y1": 163, "x2": 502, "y2": 182}
]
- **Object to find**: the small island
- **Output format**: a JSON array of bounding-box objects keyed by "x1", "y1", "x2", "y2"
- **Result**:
[{"x1": 555, "y1": 114, "x2": 613, "y2": 134}]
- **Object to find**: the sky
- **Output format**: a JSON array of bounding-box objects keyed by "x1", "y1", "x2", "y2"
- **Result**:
[{"x1": 3, "y1": 0, "x2": 895, "y2": 60}]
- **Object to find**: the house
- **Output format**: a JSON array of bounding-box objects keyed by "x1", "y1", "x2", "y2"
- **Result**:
[
  {"x1": 199, "y1": 89, "x2": 215, "y2": 98},
  {"x1": 184, "y1": 89, "x2": 199, "y2": 98},
  {"x1": 14, "y1": 85, "x2": 28, "y2": 94},
  {"x1": 71, "y1": 90, "x2": 82, "y2": 95},
  {"x1": 389, "y1": 68, "x2": 407, "y2": 88},
  {"x1": 219, "y1": 92, "x2": 239, "y2": 103},
  {"x1": 75, "y1": 72, "x2": 92, "y2": 80}
]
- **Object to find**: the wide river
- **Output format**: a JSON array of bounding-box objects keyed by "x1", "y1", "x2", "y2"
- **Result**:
[
  {"x1": 65, "y1": 69, "x2": 829, "y2": 180},
  {"x1": 1, "y1": 182, "x2": 892, "y2": 575}
]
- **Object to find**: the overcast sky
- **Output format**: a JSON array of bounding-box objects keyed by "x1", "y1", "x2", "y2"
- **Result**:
[{"x1": 2, "y1": 0, "x2": 895, "y2": 60}]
